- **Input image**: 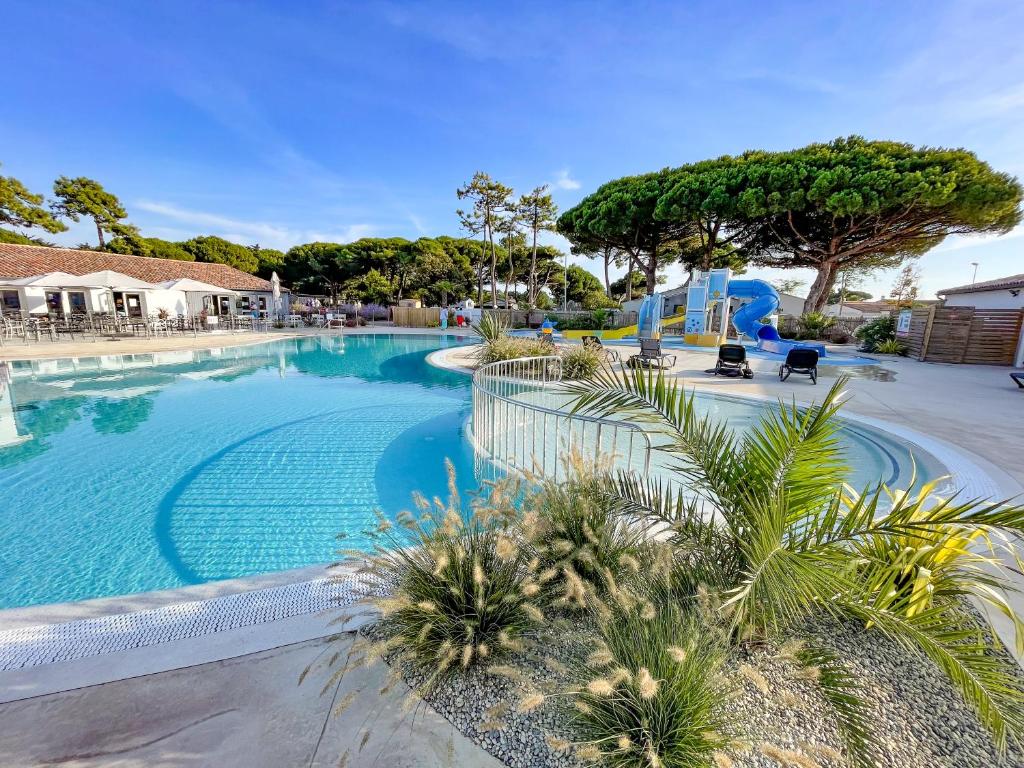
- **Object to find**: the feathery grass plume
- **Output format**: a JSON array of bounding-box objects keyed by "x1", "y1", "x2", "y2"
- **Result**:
[
  {"x1": 738, "y1": 664, "x2": 770, "y2": 695},
  {"x1": 544, "y1": 656, "x2": 570, "y2": 675},
  {"x1": 780, "y1": 690, "x2": 802, "y2": 709},
  {"x1": 545, "y1": 735, "x2": 571, "y2": 751},
  {"x1": 566, "y1": 366, "x2": 1024, "y2": 753},
  {"x1": 758, "y1": 743, "x2": 819, "y2": 768},
  {"x1": 712, "y1": 752, "x2": 734, "y2": 768},
  {"x1": 569, "y1": 603, "x2": 736, "y2": 768},
  {"x1": 518, "y1": 454, "x2": 647, "y2": 608},
  {"x1": 518, "y1": 692, "x2": 546, "y2": 713},
  {"x1": 799, "y1": 742, "x2": 843, "y2": 763},
  {"x1": 667, "y1": 645, "x2": 688, "y2": 664},
  {"x1": 341, "y1": 471, "x2": 537, "y2": 698}
]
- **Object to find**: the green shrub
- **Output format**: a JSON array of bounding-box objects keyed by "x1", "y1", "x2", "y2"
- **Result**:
[
  {"x1": 582, "y1": 291, "x2": 621, "y2": 311},
  {"x1": 559, "y1": 343, "x2": 604, "y2": 380},
  {"x1": 355, "y1": 467, "x2": 543, "y2": 689},
  {"x1": 519, "y1": 461, "x2": 646, "y2": 609},
  {"x1": 854, "y1": 315, "x2": 896, "y2": 351},
  {"x1": 796, "y1": 312, "x2": 835, "y2": 339},
  {"x1": 569, "y1": 604, "x2": 734, "y2": 768},
  {"x1": 473, "y1": 311, "x2": 511, "y2": 343},
  {"x1": 875, "y1": 338, "x2": 907, "y2": 355},
  {"x1": 477, "y1": 335, "x2": 552, "y2": 365}
]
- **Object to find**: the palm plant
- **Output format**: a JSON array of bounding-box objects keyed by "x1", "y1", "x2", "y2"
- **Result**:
[{"x1": 566, "y1": 367, "x2": 1024, "y2": 758}]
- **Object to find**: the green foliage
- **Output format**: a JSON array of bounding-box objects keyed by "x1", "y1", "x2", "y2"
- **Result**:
[
  {"x1": 854, "y1": 315, "x2": 897, "y2": 352},
  {"x1": 741, "y1": 137, "x2": 1023, "y2": 311},
  {"x1": 582, "y1": 290, "x2": 620, "y2": 311},
  {"x1": 0, "y1": 165, "x2": 66, "y2": 234},
  {"x1": 0, "y1": 227, "x2": 55, "y2": 246},
  {"x1": 351, "y1": 268, "x2": 393, "y2": 304},
  {"x1": 570, "y1": 603, "x2": 734, "y2": 768},
  {"x1": 558, "y1": 344, "x2": 604, "y2": 380},
  {"x1": 796, "y1": 312, "x2": 836, "y2": 339},
  {"x1": 353, "y1": 467, "x2": 542, "y2": 690},
  {"x1": 477, "y1": 335, "x2": 551, "y2": 365},
  {"x1": 567, "y1": 369, "x2": 1024, "y2": 753},
  {"x1": 282, "y1": 241, "x2": 354, "y2": 295},
  {"x1": 520, "y1": 460, "x2": 645, "y2": 602},
  {"x1": 51, "y1": 176, "x2": 136, "y2": 247},
  {"x1": 875, "y1": 338, "x2": 907, "y2": 355},
  {"x1": 609, "y1": 271, "x2": 650, "y2": 301},
  {"x1": 180, "y1": 235, "x2": 259, "y2": 273},
  {"x1": 518, "y1": 185, "x2": 559, "y2": 307},
  {"x1": 472, "y1": 311, "x2": 511, "y2": 344},
  {"x1": 106, "y1": 235, "x2": 194, "y2": 261},
  {"x1": 827, "y1": 288, "x2": 872, "y2": 304},
  {"x1": 558, "y1": 170, "x2": 694, "y2": 295},
  {"x1": 552, "y1": 264, "x2": 604, "y2": 306}
]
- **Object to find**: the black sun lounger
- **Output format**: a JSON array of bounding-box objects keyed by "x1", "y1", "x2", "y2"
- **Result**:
[{"x1": 779, "y1": 347, "x2": 819, "y2": 384}]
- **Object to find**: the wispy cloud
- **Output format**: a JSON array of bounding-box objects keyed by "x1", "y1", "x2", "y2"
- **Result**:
[
  {"x1": 552, "y1": 169, "x2": 581, "y2": 191},
  {"x1": 135, "y1": 200, "x2": 373, "y2": 249}
]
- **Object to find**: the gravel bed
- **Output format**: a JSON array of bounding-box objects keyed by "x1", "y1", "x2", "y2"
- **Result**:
[{"x1": 365, "y1": 615, "x2": 1024, "y2": 768}]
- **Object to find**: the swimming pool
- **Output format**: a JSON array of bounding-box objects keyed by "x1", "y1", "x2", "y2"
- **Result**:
[{"x1": 0, "y1": 334, "x2": 948, "y2": 609}]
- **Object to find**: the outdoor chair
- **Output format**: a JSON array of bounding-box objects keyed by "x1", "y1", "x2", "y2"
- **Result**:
[
  {"x1": 627, "y1": 337, "x2": 677, "y2": 369},
  {"x1": 711, "y1": 343, "x2": 753, "y2": 378},
  {"x1": 779, "y1": 347, "x2": 819, "y2": 384},
  {"x1": 582, "y1": 335, "x2": 620, "y2": 362},
  {"x1": 1011, "y1": 372, "x2": 1023, "y2": 389}
]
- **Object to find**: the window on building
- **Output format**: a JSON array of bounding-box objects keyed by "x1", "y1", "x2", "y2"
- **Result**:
[
  {"x1": 68, "y1": 292, "x2": 87, "y2": 313},
  {"x1": 1, "y1": 291, "x2": 20, "y2": 313},
  {"x1": 45, "y1": 292, "x2": 62, "y2": 313}
]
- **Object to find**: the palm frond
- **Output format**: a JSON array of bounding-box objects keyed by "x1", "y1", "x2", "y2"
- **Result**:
[
  {"x1": 846, "y1": 600, "x2": 1024, "y2": 753},
  {"x1": 795, "y1": 643, "x2": 877, "y2": 768}
]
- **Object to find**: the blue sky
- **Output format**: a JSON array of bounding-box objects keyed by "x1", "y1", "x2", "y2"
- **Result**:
[{"x1": 3, "y1": 0, "x2": 1022, "y2": 299}]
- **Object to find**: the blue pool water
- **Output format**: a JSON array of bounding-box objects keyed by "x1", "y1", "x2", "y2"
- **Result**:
[
  {"x1": 0, "y1": 334, "x2": 947, "y2": 609},
  {"x1": 0, "y1": 335, "x2": 479, "y2": 608}
]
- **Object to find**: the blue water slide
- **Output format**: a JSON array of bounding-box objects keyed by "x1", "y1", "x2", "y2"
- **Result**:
[{"x1": 728, "y1": 280, "x2": 781, "y2": 342}]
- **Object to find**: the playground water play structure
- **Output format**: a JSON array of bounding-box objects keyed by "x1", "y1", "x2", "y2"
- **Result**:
[{"x1": 561, "y1": 268, "x2": 829, "y2": 357}]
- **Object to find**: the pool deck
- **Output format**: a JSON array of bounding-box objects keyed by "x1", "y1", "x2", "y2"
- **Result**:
[{"x1": 2, "y1": 328, "x2": 1022, "y2": 767}]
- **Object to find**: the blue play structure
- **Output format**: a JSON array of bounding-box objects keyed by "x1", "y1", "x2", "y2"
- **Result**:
[{"x1": 685, "y1": 269, "x2": 828, "y2": 357}]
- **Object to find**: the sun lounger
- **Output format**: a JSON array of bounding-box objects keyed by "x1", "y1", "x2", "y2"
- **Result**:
[
  {"x1": 627, "y1": 337, "x2": 677, "y2": 369},
  {"x1": 712, "y1": 343, "x2": 753, "y2": 378},
  {"x1": 779, "y1": 348, "x2": 819, "y2": 384}
]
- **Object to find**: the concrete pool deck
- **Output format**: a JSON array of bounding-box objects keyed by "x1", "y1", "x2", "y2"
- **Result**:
[{"x1": 2, "y1": 329, "x2": 1022, "y2": 767}]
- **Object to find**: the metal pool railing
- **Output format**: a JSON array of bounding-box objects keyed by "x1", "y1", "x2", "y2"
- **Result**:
[{"x1": 471, "y1": 356, "x2": 653, "y2": 481}]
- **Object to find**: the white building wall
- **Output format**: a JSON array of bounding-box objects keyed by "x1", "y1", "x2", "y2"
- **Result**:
[{"x1": 943, "y1": 290, "x2": 1024, "y2": 310}]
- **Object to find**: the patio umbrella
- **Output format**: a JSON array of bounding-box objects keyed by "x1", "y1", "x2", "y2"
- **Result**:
[
  {"x1": 76, "y1": 270, "x2": 159, "y2": 328},
  {"x1": 6, "y1": 272, "x2": 105, "y2": 317},
  {"x1": 271, "y1": 271, "x2": 281, "y2": 318}
]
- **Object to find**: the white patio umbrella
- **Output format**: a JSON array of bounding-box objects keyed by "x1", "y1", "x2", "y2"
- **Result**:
[
  {"x1": 157, "y1": 278, "x2": 238, "y2": 317},
  {"x1": 76, "y1": 270, "x2": 159, "y2": 328},
  {"x1": 6, "y1": 272, "x2": 105, "y2": 317},
  {"x1": 271, "y1": 271, "x2": 281, "y2": 317}
]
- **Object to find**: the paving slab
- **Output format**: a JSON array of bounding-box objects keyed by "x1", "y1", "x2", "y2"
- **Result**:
[{"x1": 0, "y1": 635, "x2": 502, "y2": 768}]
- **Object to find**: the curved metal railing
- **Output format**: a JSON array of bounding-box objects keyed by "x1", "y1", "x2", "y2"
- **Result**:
[{"x1": 471, "y1": 356, "x2": 653, "y2": 481}]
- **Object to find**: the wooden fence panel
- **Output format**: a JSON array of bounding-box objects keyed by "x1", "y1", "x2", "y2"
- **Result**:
[
  {"x1": 906, "y1": 307, "x2": 1023, "y2": 365},
  {"x1": 391, "y1": 307, "x2": 440, "y2": 327}
]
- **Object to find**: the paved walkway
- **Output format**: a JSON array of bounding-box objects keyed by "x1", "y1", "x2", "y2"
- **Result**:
[{"x1": 0, "y1": 635, "x2": 501, "y2": 768}]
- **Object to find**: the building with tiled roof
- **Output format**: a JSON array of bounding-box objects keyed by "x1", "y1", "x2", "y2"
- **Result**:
[
  {"x1": 938, "y1": 273, "x2": 1024, "y2": 310},
  {"x1": 0, "y1": 243, "x2": 286, "y2": 318},
  {"x1": 0, "y1": 243, "x2": 272, "y2": 291}
]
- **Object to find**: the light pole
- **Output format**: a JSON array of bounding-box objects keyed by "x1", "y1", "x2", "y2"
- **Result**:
[{"x1": 970, "y1": 262, "x2": 979, "y2": 284}]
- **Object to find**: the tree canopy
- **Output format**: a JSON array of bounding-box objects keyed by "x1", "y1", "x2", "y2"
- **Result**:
[
  {"x1": 179, "y1": 235, "x2": 260, "y2": 273},
  {"x1": 558, "y1": 169, "x2": 692, "y2": 295},
  {"x1": 1, "y1": 165, "x2": 66, "y2": 234},
  {"x1": 51, "y1": 176, "x2": 137, "y2": 248},
  {"x1": 739, "y1": 137, "x2": 1023, "y2": 310}
]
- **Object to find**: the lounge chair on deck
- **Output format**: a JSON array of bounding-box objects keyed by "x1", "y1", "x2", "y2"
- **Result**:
[
  {"x1": 582, "y1": 335, "x2": 620, "y2": 362},
  {"x1": 627, "y1": 337, "x2": 677, "y2": 369},
  {"x1": 1012, "y1": 372, "x2": 1024, "y2": 389},
  {"x1": 779, "y1": 348, "x2": 819, "y2": 384},
  {"x1": 712, "y1": 344, "x2": 753, "y2": 379}
]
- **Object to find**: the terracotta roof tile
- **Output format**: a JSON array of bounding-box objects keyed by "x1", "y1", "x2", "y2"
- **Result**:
[
  {"x1": 0, "y1": 243, "x2": 273, "y2": 291},
  {"x1": 938, "y1": 273, "x2": 1024, "y2": 295}
]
